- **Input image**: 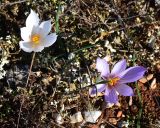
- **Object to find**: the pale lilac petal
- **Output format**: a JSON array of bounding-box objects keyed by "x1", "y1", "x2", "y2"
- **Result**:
[
  {"x1": 115, "y1": 84, "x2": 134, "y2": 96},
  {"x1": 89, "y1": 84, "x2": 106, "y2": 95},
  {"x1": 39, "y1": 20, "x2": 52, "y2": 37},
  {"x1": 26, "y1": 9, "x2": 40, "y2": 28},
  {"x1": 104, "y1": 85, "x2": 111, "y2": 96},
  {"x1": 118, "y1": 66, "x2": 146, "y2": 83},
  {"x1": 111, "y1": 59, "x2": 126, "y2": 76},
  {"x1": 20, "y1": 27, "x2": 31, "y2": 41},
  {"x1": 96, "y1": 58, "x2": 110, "y2": 77},
  {"x1": 41, "y1": 33, "x2": 57, "y2": 47},
  {"x1": 19, "y1": 41, "x2": 33, "y2": 52},
  {"x1": 104, "y1": 89, "x2": 118, "y2": 103}
]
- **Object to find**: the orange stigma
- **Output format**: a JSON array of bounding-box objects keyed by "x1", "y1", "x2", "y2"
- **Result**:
[
  {"x1": 31, "y1": 34, "x2": 40, "y2": 44},
  {"x1": 108, "y1": 77, "x2": 120, "y2": 86}
]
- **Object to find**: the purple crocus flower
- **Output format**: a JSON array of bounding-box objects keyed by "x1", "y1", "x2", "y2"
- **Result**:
[{"x1": 90, "y1": 58, "x2": 147, "y2": 103}]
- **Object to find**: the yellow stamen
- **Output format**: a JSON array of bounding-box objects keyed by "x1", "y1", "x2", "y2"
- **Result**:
[
  {"x1": 108, "y1": 77, "x2": 120, "y2": 86},
  {"x1": 31, "y1": 34, "x2": 40, "y2": 44}
]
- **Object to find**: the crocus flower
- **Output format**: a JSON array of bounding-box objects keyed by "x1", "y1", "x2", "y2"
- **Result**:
[
  {"x1": 90, "y1": 58, "x2": 146, "y2": 103},
  {"x1": 19, "y1": 9, "x2": 57, "y2": 52}
]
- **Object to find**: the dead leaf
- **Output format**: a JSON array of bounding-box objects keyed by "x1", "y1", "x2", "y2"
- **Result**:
[
  {"x1": 42, "y1": 76, "x2": 54, "y2": 86},
  {"x1": 35, "y1": 71, "x2": 41, "y2": 77},
  {"x1": 84, "y1": 111, "x2": 102, "y2": 123},
  {"x1": 138, "y1": 81, "x2": 144, "y2": 87},
  {"x1": 150, "y1": 78, "x2": 157, "y2": 89},
  {"x1": 69, "y1": 83, "x2": 76, "y2": 91},
  {"x1": 106, "y1": 102, "x2": 114, "y2": 108},
  {"x1": 115, "y1": 102, "x2": 121, "y2": 107},
  {"x1": 146, "y1": 74, "x2": 154, "y2": 81},
  {"x1": 56, "y1": 114, "x2": 64, "y2": 124},
  {"x1": 117, "y1": 111, "x2": 122, "y2": 118},
  {"x1": 109, "y1": 118, "x2": 117, "y2": 125},
  {"x1": 156, "y1": 63, "x2": 160, "y2": 72},
  {"x1": 88, "y1": 124, "x2": 99, "y2": 128},
  {"x1": 103, "y1": 55, "x2": 111, "y2": 62},
  {"x1": 70, "y1": 111, "x2": 83, "y2": 123},
  {"x1": 114, "y1": 36, "x2": 122, "y2": 45},
  {"x1": 139, "y1": 74, "x2": 153, "y2": 83},
  {"x1": 129, "y1": 96, "x2": 133, "y2": 106},
  {"x1": 99, "y1": 31, "x2": 110, "y2": 40}
]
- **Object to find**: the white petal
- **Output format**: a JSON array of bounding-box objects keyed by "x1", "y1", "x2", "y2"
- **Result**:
[
  {"x1": 33, "y1": 45, "x2": 44, "y2": 52},
  {"x1": 19, "y1": 41, "x2": 33, "y2": 52},
  {"x1": 26, "y1": 9, "x2": 40, "y2": 28},
  {"x1": 31, "y1": 25, "x2": 41, "y2": 35},
  {"x1": 39, "y1": 20, "x2": 52, "y2": 37},
  {"x1": 42, "y1": 33, "x2": 57, "y2": 47},
  {"x1": 20, "y1": 27, "x2": 31, "y2": 41}
]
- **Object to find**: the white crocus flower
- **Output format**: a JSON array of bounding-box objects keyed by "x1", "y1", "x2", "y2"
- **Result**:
[{"x1": 19, "y1": 9, "x2": 57, "y2": 52}]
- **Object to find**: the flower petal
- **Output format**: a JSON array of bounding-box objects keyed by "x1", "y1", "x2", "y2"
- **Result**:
[
  {"x1": 20, "y1": 27, "x2": 31, "y2": 41},
  {"x1": 19, "y1": 41, "x2": 33, "y2": 52},
  {"x1": 89, "y1": 84, "x2": 106, "y2": 95},
  {"x1": 115, "y1": 84, "x2": 134, "y2": 96},
  {"x1": 42, "y1": 33, "x2": 57, "y2": 47},
  {"x1": 31, "y1": 25, "x2": 40, "y2": 35},
  {"x1": 26, "y1": 9, "x2": 40, "y2": 28},
  {"x1": 39, "y1": 20, "x2": 52, "y2": 37},
  {"x1": 104, "y1": 85, "x2": 111, "y2": 96},
  {"x1": 111, "y1": 59, "x2": 126, "y2": 76},
  {"x1": 33, "y1": 45, "x2": 44, "y2": 52},
  {"x1": 118, "y1": 66, "x2": 147, "y2": 83},
  {"x1": 96, "y1": 58, "x2": 110, "y2": 77},
  {"x1": 104, "y1": 89, "x2": 118, "y2": 103}
]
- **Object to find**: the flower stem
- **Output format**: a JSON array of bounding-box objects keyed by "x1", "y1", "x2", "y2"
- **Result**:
[
  {"x1": 132, "y1": 54, "x2": 143, "y2": 128},
  {"x1": 136, "y1": 82, "x2": 142, "y2": 128},
  {"x1": 16, "y1": 52, "x2": 36, "y2": 128},
  {"x1": 55, "y1": 1, "x2": 60, "y2": 33},
  {"x1": 26, "y1": 52, "x2": 36, "y2": 87}
]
